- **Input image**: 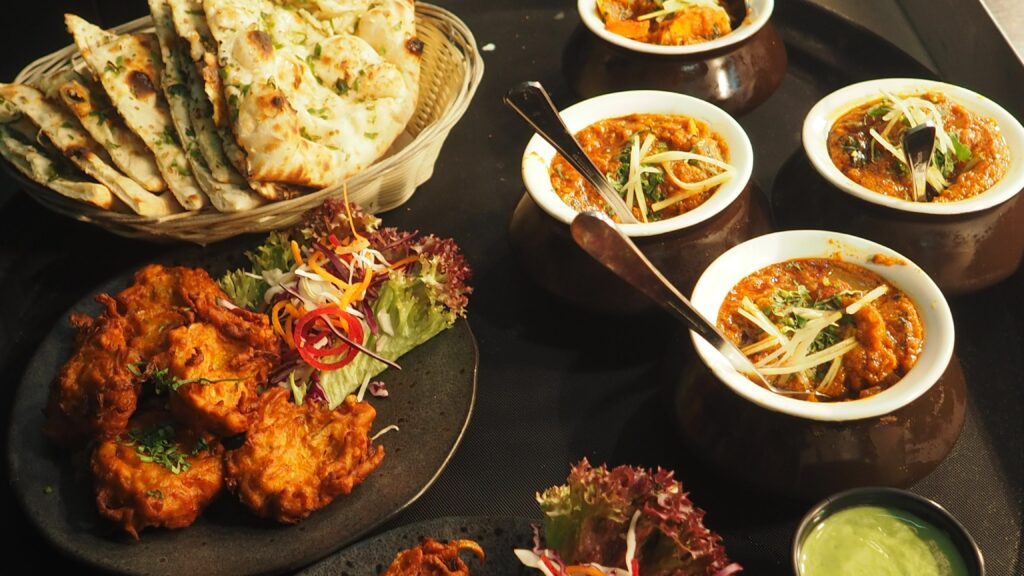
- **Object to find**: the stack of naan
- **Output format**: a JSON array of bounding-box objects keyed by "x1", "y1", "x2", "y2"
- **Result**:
[{"x1": 0, "y1": 0, "x2": 421, "y2": 216}]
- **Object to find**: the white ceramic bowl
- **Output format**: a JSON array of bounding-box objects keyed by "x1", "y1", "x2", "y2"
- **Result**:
[
  {"x1": 690, "y1": 230, "x2": 955, "y2": 422},
  {"x1": 577, "y1": 0, "x2": 774, "y2": 56},
  {"x1": 803, "y1": 78, "x2": 1024, "y2": 215},
  {"x1": 521, "y1": 90, "x2": 753, "y2": 238}
]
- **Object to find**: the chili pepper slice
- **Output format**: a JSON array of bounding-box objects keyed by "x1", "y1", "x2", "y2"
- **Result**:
[{"x1": 293, "y1": 306, "x2": 364, "y2": 370}]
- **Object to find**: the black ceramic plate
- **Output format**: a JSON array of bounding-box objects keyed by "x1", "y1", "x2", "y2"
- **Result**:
[
  {"x1": 7, "y1": 261, "x2": 478, "y2": 576},
  {"x1": 297, "y1": 516, "x2": 537, "y2": 576}
]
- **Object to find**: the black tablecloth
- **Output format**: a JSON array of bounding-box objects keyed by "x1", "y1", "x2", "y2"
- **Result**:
[{"x1": 2, "y1": 1, "x2": 1021, "y2": 574}]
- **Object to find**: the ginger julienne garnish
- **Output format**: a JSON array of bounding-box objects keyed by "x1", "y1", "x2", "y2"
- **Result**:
[
  {"x1": 550, "y1": 113, "x2": 735, "y2": 223},
  {"x1": 717, "y1": 258, "x2": 924, "y2": 401}
]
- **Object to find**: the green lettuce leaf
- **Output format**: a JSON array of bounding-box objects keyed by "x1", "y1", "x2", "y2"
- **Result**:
[
  {"x1": 218, "y1": 231, "x2": 294, "y2": 310},
  {"x1": 318, "y1": 271, "x2": 457, "y2": 408}
]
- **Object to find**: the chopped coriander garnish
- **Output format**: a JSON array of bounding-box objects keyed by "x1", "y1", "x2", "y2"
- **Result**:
[
  {"x1": 104, "y1": 56, "x2": 124, "y2": 76},
  {"x1": 123, "y1": 425, "x2": 191, "y2": 474}
]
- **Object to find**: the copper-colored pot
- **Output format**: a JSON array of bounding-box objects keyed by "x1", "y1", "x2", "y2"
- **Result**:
[
  {"x1": 673, "y1": 344, "x2": 967, "y2": 501},
  {"x1": 773, "y1": 151, "x2": 1024, "y2": 295},
  {"x1": 562, "y1": 22, "x2": 787, "y2": 116}
]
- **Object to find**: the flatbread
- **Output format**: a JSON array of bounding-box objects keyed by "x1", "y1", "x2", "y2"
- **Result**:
[
  {"x1": 0, "y1": 119, "x2": 114, "y2": 209},
  {"x1": 167, "y1": 0, "x2": 303, "y2": 201},
  {"x1": 167, "y1": 0, "x2": 228, "y2": 128},
  {"x1": 37, "y1": 69, "x2": 167, "y2": 193},
  {"x1": 201, "y1": 0, "x2": 420, "y2": 189},
  {"x1": 149, "y1": 0, "x2": 263, "y2": 212},
  {"x1": 0, "y1": 83, "x2": 179, "y2": 216},
  {"x1": 66, "y1": 14, "x2": 207, "y2": 211}
]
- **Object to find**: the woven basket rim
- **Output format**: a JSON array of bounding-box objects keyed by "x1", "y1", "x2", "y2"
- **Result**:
[{"x1": 5, "y1": 2, "x2": 484, "y2": 241}]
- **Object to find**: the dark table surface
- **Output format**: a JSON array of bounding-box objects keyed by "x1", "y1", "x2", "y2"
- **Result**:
[{"x1": 2, "y1": 1, "x2": 1022, "y2": 574}]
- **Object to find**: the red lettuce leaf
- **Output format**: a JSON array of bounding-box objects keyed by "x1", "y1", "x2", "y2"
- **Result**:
[{"x1": 537, "y1": 459, "x2": 741, "y2": 576}]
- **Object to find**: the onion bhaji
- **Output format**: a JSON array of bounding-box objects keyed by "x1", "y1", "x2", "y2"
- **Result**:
[
  {"x1": 91, "y1": 411, "x2": 224, "y2": 539},
  {"x1": 225, "y1": 388, "x2": 385, "y2": 523},
  {"x1": 45, "y1": 264, "x2": 278, "y2": 445},
  {"x1": 383, "y1": 539, "x2": 485, "y2": 576}
]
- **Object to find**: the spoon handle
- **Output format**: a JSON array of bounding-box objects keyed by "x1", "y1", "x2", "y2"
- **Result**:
[
  {"x1": 503, "y1": 82, "x2": 637, "y2": 224},
  {"x1": 570, "y1": 211, "x2": 764, "y2": 380}
]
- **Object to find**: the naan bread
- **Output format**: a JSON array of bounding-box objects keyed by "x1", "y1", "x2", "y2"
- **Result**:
[
  {"x1": 202, "y1": 0, "x2": 420, "y2": 188},
  {"x1": 0, "y1": 83, "x2": 179, "y2": 216},
  {"x1": 37, "y1": 70, "x2": 167, "y2": 193},
  {"x1": 66, "y1": 14, "x2": 207, "y2": 211},
  {"x1": 167, "y1": 0, "x2": 229, "y2": 128},
  {"x1": 166, "y1": 0, "x2": 299, "y2": 201},
  {"x1": 0, "y1": 119, "x2": 114, "y2": 209},
  {"x1": 150, "y1": 0, "x2": 263, "y2": 212}
]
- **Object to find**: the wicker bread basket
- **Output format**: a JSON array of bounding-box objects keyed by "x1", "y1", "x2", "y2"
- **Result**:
[{"x1": 6, "y1": 3, "x2": 483, "y2": 244}]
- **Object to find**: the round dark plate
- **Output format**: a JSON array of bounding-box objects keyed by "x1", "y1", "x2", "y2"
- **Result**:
[
  {"x1": 7, "y1": 258, "x2": 479, "y2": 576},
  {"x1": 297, "y1": 516, "x2": 537, "y2": 576}
]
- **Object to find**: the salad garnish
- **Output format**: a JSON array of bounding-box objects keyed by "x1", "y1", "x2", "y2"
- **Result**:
[
  {"x1": 220, "y1": 198, "x2": 471, "y2": 408},
  {"x1": 516, "y1": 459, "x2": 741, "y2": 576}
]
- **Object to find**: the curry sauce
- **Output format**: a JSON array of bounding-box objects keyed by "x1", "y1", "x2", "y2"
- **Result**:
[
  {"x1": 827, "y1": 92, "x2": 1009, "y2": 202},
  {"x1": 550, "y1": 113, "x2": 730, "y2": 222},
  {"x1": 717, "y1": 258, "x2": 924, "y2": 402}
]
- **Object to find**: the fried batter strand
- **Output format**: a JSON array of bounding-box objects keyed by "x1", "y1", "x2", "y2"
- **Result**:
[
  {"x1": 384, "y1": 539, "x2": 485, "y2": 576},
  {"x1": 225, "y1": 388, "x2": 385, "y2": 523},
  {"x1": 91, "y1": 411, "x2": 224, "y2": 539}
]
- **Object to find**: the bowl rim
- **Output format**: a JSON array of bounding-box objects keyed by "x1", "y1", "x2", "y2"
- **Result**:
[
  {"x1": 802, "y1": 77, "x2": 1024, "y2": 215},
  {"x1": 689, "y1": 229, "x2": 955, "y2": 421},
  {"x1": 792, "y1": 487, "x2": 985, "y2": 576},
  {"x1": 521, "y1": 89, "x2": 754, "y2": 238},
  {"x1": 576, "y1": 0, "x2": 775, "y2": 56}
]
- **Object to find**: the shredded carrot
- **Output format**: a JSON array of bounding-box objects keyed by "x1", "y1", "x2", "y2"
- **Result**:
[
  {"x1": 307, "y1": 251, "x2": 350, "y2": 290},
  {"x1": 284, "y1": 302, "x2": 304, "y2": 319},
  {"x1": 342, "y1": 185, "x2": 363, "y2": 241},
  {"x1": 333, "y1": 236, "x2": 369, "y2": 255},
  {"x1": 389, "y1": 255, "x2": 419, "y2": 269},
  {"x1": 566, "y1": 567, "x2": 607, "y2": 576},
  {"x1": 290, "y1": 240, "x2": 304, "y2": 267},
  {"x1": 355, "y1": 266, "x2": 374, "y2": 300},
  {"x1": 283, "y1": 315, "x2": 295, "y2": 348},
  {"x1": 271, "y1": 301, "x2": 289, "y2": 341}
]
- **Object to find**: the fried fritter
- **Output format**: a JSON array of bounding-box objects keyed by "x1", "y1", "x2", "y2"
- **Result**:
[
  {"x1": 383, "y1": 539, "x2": 485, "y2": 576},
  {"x1": 91, "y1": 412, "x2": 224, "y2": 539},
  {"x1": 45, "y1": 266, "x2": 193, "y2": 445},
  {"x1": 161, "y1": 323, "x2": 273, "y2": 436},
  {"x1": 45, "y1": 264, "x2": 279, "y2": 444},
  {"x1": 225, "y1": 388, "x2": 385, "y2": 523},
  {"x1": 44, "y1": 294, "x2": 142, "y2": 445}
]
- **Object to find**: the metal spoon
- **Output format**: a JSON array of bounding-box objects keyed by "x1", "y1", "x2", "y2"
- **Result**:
[
  {"x1": 903, "y1": 122, "x2": 936, "y2": 202},
  {"x1": 503, "y1": 81, "x2": 638, "y2": 224},
  {"x1": 570, "y1": 210, "x2": 774, "y2": 388},
  {"x1": 720, "y1": 0, "x2": 749, "y2": 31}
]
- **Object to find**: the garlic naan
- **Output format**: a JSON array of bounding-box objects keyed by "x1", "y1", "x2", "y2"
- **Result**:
[
  {"x1": 38, "y1": 70, "x2": 166, "y2": 194},
  {"x1": 150, "y1": 0, "x2": 263, "y2": 212},
  {"x1": 66, "y1": 14, "x2": 207, "y2": 211},
  {"x1": 0, "y1": 83, "x2": 179, "y2": 216},
  {"x1": 0, "y1": 119, "x2": 114, "y2": 210},
  {"x1": 202, "y1": 0, "x2": 420, "y2": 189}
]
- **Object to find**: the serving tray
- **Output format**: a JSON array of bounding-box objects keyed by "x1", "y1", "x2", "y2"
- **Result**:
[{"x1": 1, "y1": 1, "x2": 1020, "y2": 575}]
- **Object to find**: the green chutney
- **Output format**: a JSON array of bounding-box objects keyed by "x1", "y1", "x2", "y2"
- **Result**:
[{"x1": 798, "y1": 505, "x2": 969, "y2": 576}]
